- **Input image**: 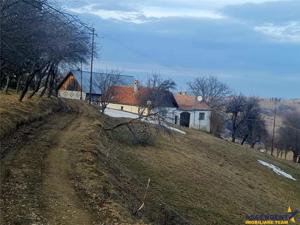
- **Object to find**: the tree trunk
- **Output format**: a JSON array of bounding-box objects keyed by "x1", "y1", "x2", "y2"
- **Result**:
[
  {"x1": 28, "y1": 75, "x2": 42, "y2": 99},
  {"x1": 232, "y1": 135, "x2": 236, "y2": 143},
  {"x1": 276, "y1": 149, "x2": 280, "y2": 158},
  {"x1": 40, "y1": 66, "x2": 52, "y2": 97},
  {"x1": 100, "y1": 104, "x2": 107, "y2": 114},
  {"x1": 16, "y1": 75, "x2": 22, "y2": 93},
  {"x1": 241, "y1": 135, "x2": 248, "y2": 145},
  {"x1": 231, "y1": 113, "x2": 237, "y2": 143},
  {"x1": 284, "y1": 150, "x2": 287, "y2": 160},
  {"x1": 3, "y1": 75, "x2": 10, "y2": 93},
  {"x1": 19, "y1": 73, "x2": 35, "y2": 101},
  {"x1": 251, "y1": 142, "x2": 256, "y2": 148},
  {"x1": 47, "y1": 71, "x2": 55, "y2": 98},
  {"x1": 292, "y1": 151, "x2": 298, "y2": 163},
  {"x1": 19, "y1": 65, "x2": 40, "y2": 101},
  {"x1": 28, "y1": 64, "x2": 50, "y2": 98}
]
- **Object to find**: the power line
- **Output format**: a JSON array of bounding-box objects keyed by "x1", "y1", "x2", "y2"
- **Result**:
[{"x1": 89, "y1": 28, "x2": 95, "y2": 104}]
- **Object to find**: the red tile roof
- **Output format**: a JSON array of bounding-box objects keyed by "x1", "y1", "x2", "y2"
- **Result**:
[
  {"x1": 110, "y1": 87, "x2": 207, "y2": 110},
  {"x1": 110, "y1": 86, "x2": 150, "y2": 106},
  {"x1": 174, "y1": 94, "x2": 210, "y2": 110},
  {"x1": 110, "y1": 86, "x2": 178, "y2": 108}
]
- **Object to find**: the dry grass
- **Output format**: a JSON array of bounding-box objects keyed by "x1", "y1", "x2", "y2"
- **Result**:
[
  {"x1": 0, "y1": 96, "x2": 148, "y2": 225},
  {"x1": 0, "y1": 92, "x2": 70, "y2": 139},
  {"x1": 1, "y1": 94, "x2": 299, "y2": 225},
  {"x1": 99, "y1": 117, "x2": 300, "y2": 225}
]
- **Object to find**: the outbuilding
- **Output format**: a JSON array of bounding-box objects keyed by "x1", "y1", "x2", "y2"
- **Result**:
[
  {"x1": 57, "y1": 70, "x2": 134, "y2": 103},
  {"x1": 173, "y1": 93, "x2": 211, "y2": 132}
]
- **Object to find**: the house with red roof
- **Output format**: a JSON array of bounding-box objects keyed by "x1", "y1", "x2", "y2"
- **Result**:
[
  {"x1": 173, "y1": 92, "x2": 211, "y2": 132},
  {"x1": 107, "y1": 81, "x2": 211, "y2": 132},
  {"x1": 107, "y1": 80, "x2": 178, "y2": 116},
  {"x1": 57, "y1": 70, "x2": 134, "y2": 102}
]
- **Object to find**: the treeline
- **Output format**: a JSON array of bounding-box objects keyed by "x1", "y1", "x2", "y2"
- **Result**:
[
  {"x1": 188, "y1": 76, "x2": 300, "y2": 163},
  {"x1": 0, "y1": 0, "x2": 91, "y2": 101},
  {"x1": 277, "y1": 113, "x2": 300, "y2": 163}
]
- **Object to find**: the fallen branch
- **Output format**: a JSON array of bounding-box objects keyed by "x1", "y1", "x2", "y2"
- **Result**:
[
  {"x1": 104, "y1": 111, "x2": 159, "y2": 131},
  {"x1": 134, "y1": 178, "x2": 151, "y2": 215}
]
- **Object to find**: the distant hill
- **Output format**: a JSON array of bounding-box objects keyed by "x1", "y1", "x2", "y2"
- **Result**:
[{"x1": 259, "y1": 98, "x2": 300, "y2": 135}]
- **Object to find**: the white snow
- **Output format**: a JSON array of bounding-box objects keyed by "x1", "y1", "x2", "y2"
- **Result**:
[
  {"x1": 104, "y1": 108, "x2": 186, "y2": 134},
  {"x1": 257, "y1": 160, "x2": 297, "y2": 181},
  {"x1": 164, "y1": 125, "x2": 186, "y2": 134},
  {"x1": 141, "y1": 117, "x2": 186, "y2": 135},
  {"x1": 104, "y1": 108, "x2": 139, "y2": 119}
]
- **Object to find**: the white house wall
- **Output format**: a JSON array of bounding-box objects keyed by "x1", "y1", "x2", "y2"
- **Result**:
[
  {"x1": 106, "y1": 104, "x2": 211, "y2": 132},
  {"x1": 172, "y1": 109, "x2": 211, "y2": 132},
  {"x1": 58, "y1": 90, "x2": 86, "y2": 100}
]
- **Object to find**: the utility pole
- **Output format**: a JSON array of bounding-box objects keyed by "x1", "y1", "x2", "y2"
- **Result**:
[
  {"x1": 80, "y1": 59, "x2": 83, "y2": 100},
  {"x1": 271, "y1": 98, "x2": 278, "y2": 156},
  {"x1": 89, "y1": 28, "x2": 95, "y2": 104}
]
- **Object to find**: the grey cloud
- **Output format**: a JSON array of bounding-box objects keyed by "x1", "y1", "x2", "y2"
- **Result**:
[
  {"x1": 62, "y1": 0, "x2": 137, "y2": 12},
  {"x1": 222, "y1": 0, "x2": 300, "y2": 24},
  {"x1": 88, "y1": 1, "x2": 137, "y2": 12},
  {"x1": 59, "y1": 0, "x2": 300, "y2": 98}
]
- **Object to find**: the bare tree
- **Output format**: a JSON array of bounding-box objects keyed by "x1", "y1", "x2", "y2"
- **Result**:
[
  {"x1": 95, "y1": 70, "x2": 121, "y2": 114},
  {"x1": 226, "y1": 96, "x2": 268, "y2": 147},
  {"x1": 137, "y1": 74, "x2": 176, "y2": 116},
  {"x1": 238, "y1": 98, "x2": 268, "y2": 148},
  {"x1": 105, "y1": 74, "x2": 176, "y2": 146},
  {"x1": 226, "y1": 95, "x2": 247, "y2": 142},
  {"x1": 277, "y1": 112, "x2": 300, "y2": 163},
  {"x1": 188, "y1": 76, "x2": 231, "y2": 137},
  {"x1": 188, "y1": 76, "x2": 231, "y2": 108},
  {"x1": 0, "y1": 0, "x2": 91, "y2": 100}
]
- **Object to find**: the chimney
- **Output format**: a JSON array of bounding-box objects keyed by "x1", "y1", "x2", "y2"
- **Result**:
[{"x1": 133, "y1": 80, "x2": 139, "y2": 93}]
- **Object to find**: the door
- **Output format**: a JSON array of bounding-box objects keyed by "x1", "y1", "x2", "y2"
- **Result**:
[{"x1": 180, "y1": 112, "x2": 190, "y2": 127}]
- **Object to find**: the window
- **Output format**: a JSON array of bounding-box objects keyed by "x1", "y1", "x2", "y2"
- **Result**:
[
  {"x1": 199, "y1": 112, "x2": 205, "y2": 120},
  {"x1": 175, "y1": 115, "x2": 178, "y2": 124}
]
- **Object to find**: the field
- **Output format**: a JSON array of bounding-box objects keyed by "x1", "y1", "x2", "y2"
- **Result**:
[{"x1": 0, "y1": 93, "x2": 299, "y2": 225}]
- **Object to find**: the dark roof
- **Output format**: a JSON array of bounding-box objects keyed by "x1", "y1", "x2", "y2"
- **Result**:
[
  {"x1": 59, "y1": 70, "x2": 135, "y2": 95},
  {"x1": 175, "y1": 94, "x2": 211, "y2": 111}
]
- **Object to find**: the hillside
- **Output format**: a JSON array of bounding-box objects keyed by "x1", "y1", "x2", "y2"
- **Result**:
[
  {"x1": 0, "y1": 94, "x2": 299, "y2": 225},
  {"x1": 259, "y1": 98, "x2": 300, "y2": 132}
]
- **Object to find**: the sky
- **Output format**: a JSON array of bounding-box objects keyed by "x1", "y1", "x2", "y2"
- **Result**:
[{"x1": 59, "y1": 0, "x2": 300, "y2": 98}]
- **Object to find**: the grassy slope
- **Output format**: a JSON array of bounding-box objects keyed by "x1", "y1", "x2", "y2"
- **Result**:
[
  {"x1": 0, "y1": 93, "x2": 69, "y2": 139},
  {"x1": 0, "y1": 93, "x2": 148, "y2": 225},
  {"x1": 101, "y1": 117, "x2": 300, "y2": 225},
  {"x1": 1, "y1": 94, "x2": 299, "y2": 224}
]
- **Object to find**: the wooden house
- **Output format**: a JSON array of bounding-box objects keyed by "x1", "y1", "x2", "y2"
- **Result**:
[{"x1": 57, "y1": 70, "x2": 134, "y2": 102}]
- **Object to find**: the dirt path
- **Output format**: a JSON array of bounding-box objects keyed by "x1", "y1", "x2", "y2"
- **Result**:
[
  {"x1": 42, "y1": 111, "x2": 96, "y2": 225},
  {"x1": 0, "y1": 108, "x2": 98, "y2": 225}
]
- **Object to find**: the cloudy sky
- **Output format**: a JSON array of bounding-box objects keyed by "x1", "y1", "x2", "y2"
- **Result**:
[{"x1": 59, "y1": 0, "x2": 300, "y2": 98}]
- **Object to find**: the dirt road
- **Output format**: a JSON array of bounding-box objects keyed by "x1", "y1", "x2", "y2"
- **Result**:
[{"x1": 0, "y1": 105, "x2": 99, "y2": 225}]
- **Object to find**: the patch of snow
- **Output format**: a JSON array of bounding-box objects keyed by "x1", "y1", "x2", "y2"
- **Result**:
[
  {"x1": 105, "y1": 108, "x2": 186, "y2": 134},
  {"x1": 164, "y1": 125, "x2": 186, "y2": 134},
  {"x1": 142, "y1": 117, "x2": 186, "y2": 135},
  {"x1": 104, "y1": 108, "x2": 139, "y2": 119},
  {"x1": 257, "y1": 160, "x2": 297, "y2": 181}
]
